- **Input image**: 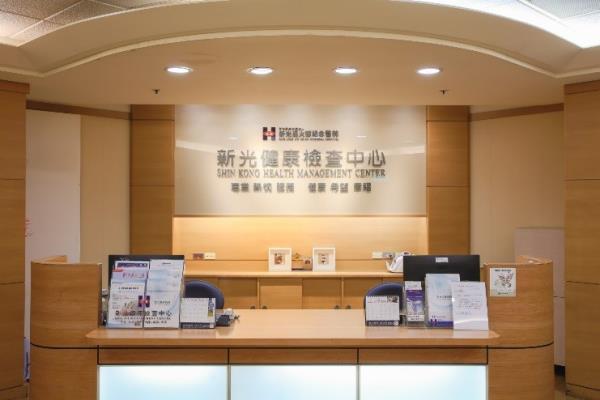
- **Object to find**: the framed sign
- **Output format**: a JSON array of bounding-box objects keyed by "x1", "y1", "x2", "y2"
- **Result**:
[
  {"x1": 312, "y1": 247, "x2": 336, "y2": 272},
  {"x1": 268, "y1": 248, "x2": 292, "y2": 272}
]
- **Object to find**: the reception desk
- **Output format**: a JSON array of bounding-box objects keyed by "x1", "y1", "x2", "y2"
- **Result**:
[
  {"x1": 86, "y1": 309, "x2": 497, "y2": 400},
  {"x1": 30, "y1": 256, "x2": 554, "y2": 400}
]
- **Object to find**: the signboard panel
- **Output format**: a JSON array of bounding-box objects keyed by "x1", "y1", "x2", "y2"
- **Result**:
[{"x1": 175, "y1": 105, "x2": 425, "y2": 215}]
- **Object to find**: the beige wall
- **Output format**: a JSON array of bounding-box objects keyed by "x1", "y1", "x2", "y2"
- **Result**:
[
  {"x1": 80, "y1": 115, "x2": 129, "y2": 288},
  {"x1": 471, "y1": 111, "x2": 564, "y2": 264}
]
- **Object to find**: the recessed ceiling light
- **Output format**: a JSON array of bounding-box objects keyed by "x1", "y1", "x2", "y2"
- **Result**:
[
  {"x1": 417, "y1": 67, "x2": 441, "y2": 76},
  {"x1": 165, "y1": 66, "x2": 192, "y2": 74},
  {"x1": 356, "y1": 135, "x2": 367, "y2": 139},
  {"x1": 248, "y1": 67, "x2": 273, "y2": 75},
  {"x1": 335, "y1": 66, "x2": 358, "y2": 75},
  {"x1": 228, "y1": 136, "x2": 238, "y2": 141}
]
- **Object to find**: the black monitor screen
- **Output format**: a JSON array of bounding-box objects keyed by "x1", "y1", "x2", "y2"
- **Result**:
[
  {"x1": 108, "y1": 254, "x2": 184, "y2": 281},
  {"x1": 403, "y1": 255, "x2": 481, "y2": 282}
]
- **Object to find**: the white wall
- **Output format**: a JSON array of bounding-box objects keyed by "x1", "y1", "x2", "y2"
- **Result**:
[
  {"x1": 25, "y1": 110, "x2": 81, "y2": 336},
  {"x1": 471, "y1": 111, "x2": 565, "y2": 264}
]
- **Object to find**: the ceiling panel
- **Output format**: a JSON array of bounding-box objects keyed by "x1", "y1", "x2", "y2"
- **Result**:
[
  {"x1": 0, "y1": 11, "x2": 39, "y2": 36},
  {"x1": 528, "y1": 0, "x2": 600, "y2": 19},
  {"x1": 47, "y1": 0, "x2": 123, "y2": 25},
  {"x1": 0, "y1": 0, "x2": 80, "y2": 19},
  {"x1": 100, "y1": 0, "x2": 203, "y2": 8},
  {"x1": 11, "y1": 20, "x2": 62, "y2": 41}
]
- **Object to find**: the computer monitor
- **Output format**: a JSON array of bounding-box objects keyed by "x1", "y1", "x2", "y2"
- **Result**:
[
  {"x1": 108, "y1": 254, "x2": 185, "y2": 281},
  {"x1": 403, "y1": 255, "x2": 481, "y2": 282}
]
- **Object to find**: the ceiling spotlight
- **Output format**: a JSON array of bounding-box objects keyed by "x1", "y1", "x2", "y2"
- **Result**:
[
  {"x1": 335, "y1": 66, "x2": 358, "y2": 75},
  {"x1": 356, "y1": 135, "x2": 367, "y2": 139},
  {"x1": 165, "y1": 66, "x2": 192, "y2": 74},
  {"x1": 417, "y1": 67, "x2": 441, "y2": 76},
  {"x1": 248, "y1": 67, "x2": 273, "y2": 75}
]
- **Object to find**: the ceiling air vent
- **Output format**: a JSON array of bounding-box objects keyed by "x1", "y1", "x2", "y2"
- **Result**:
[{"x1": 526, "y1": 0, "x2": 600, "y2": 19}]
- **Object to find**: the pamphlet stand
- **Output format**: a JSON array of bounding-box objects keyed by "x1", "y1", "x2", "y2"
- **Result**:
[{"x1": 483, "y1": 256, "x2": 554, "y2": 400}]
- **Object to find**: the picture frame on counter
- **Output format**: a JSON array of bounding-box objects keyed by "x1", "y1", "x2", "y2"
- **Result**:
[
  {"x1": 268, "y1": 247, "x2": 292, "y2": 272},
  {"x1": 312, "y1": 247, "x2": 336, "y2": 272}
]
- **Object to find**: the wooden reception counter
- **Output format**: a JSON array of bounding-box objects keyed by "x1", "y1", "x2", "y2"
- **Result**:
[{"x1": 30, "y1": 256, "x2": 554, "y2": 400}]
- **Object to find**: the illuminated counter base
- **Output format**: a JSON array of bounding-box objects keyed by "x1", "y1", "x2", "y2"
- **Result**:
[{"x1": 99, "y1": 365, "x2": 486, "y2": 400}]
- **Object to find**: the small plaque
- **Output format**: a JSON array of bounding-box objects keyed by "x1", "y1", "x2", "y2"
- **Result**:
[{"x1": 490, "y1": 267, "x2": 517, "y2": 297}]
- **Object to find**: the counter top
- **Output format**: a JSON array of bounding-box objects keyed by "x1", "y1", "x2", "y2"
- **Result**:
[
  {"x1": 87, "y1": 309, "x2": 498, "y2": 348},
  {"x1": 184, "y1": 269, "x2": 403, "y2": 279}
]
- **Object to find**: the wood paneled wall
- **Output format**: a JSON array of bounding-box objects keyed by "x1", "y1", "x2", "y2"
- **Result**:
[
  {"x1": 174, "y1": 216, "x2": 427, "y2": 271},
  {"x1": 564, "y1": 80, "x2": 600, "y2": 399},
  {"x1": 0, "y1": 80, "x2": 28, "y2": 398},
  {"x1": 130, "y1": 105, "x2": 175, "y2": 253},
  {"x1": 426, "y1": 106, "x2": 470, "y2": 254}
]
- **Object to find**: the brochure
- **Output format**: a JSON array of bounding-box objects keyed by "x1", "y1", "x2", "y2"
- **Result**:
[
  {"x1": 425, "y1": 273, "x2": 460, "y2": 328},
  {"x1": 106, "y1": 281, "x2": 146, "y2": 328},
  {"x1": 143, "y1": 290, "x2": 182, "y2": 329},
  {"x1": 405, "y1": 281, "x2": 425, "y2": 324},
  {"x1": 451, "y1": 281, "x2": 489, "y2": 331},
  {"x1": 144, "y1": 259, "x2": 185, "y2": 329}
]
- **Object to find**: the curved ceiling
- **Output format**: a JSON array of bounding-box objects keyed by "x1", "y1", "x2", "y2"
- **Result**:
[{"x1": 0, "y1": 0, "x2": 599, "y2": 108}]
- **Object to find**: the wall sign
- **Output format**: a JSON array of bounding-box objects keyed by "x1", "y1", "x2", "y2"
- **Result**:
[{"x1": 176, "y1": 105, "x2": 426, "y2": 215}]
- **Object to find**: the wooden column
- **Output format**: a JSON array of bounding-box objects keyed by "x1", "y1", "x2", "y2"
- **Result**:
[
  {"x1": 426, "y1": 106, "x2": 470, "y2": 254},
  {"x1": 484, "y1": 257, "x2": 554, "y2": 400},
  {"x1": 130, "y1": 105, "x2": 175, "y2": 253},
  {"x1": 29, "y1": 257, "x2": 100, "y2": 400},
  {"x1": 564, "y1": 80, "x2": 600, "y2": 400},
  {"x1": 0, "y1": 79, "x2": 28, "y2": 400}
]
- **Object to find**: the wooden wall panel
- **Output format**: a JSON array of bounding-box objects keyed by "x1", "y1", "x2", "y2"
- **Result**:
[
  {"x1": 488, "y1": 346, "x2": 554, "y2": 400},
  {"x1": 427, "y1": 121, "x2": 470, "y2": 187},
  {"x1": 565, "y1": 81, "x2": 600, "y2": 398},
  {"x1": 130, "y1": 120, "x2": 174, "y2": 186},
  {"x1": 0, "y1": 82, "x2": 27, "y2": 395},
  {"x1": 131, "y1": 104, "x2": 175, "y2": 121},
  {"x1": 173, "y1": 216, "x2": 427, "y2": 261},
  {"x1": 0, "y1": 90, "x2": 26, "y2": 180},
  {"x1": 30, "y1": 261, "x2": 101, "y2": 347},
  {"x1": 0, "y1": 283, "x2": 24, "y2": 390},
  {"x1": 29, "y1": 347, "x2": 97, "y2": 400},
  {"x1": 427, "y1": 186, "x2": 470, "y2": 254},
  {"x1": 565, "y1": 180, "x2": 600, "y2": 284},
  {"x1": 130, "y1": 185, "x2": 174, "y2": 254},
  {"x1": 130, "y1": 105, "x2": 175, "y2": 254},
  {"x1": 0, "y1": 180, "x2": 24, "y2": 284},
  {"x1": 564, "y1": 90, "x2": 600, "y2": 180},
  {"x1": 565, "y1": 282, "x2": 600, "y2": 392},
  {"x1": 426, "y1": 106, "x2": 470, "y2": 255},
  {"x1": 426, "y1": 105, "x2": 470, "y2": 122}
]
